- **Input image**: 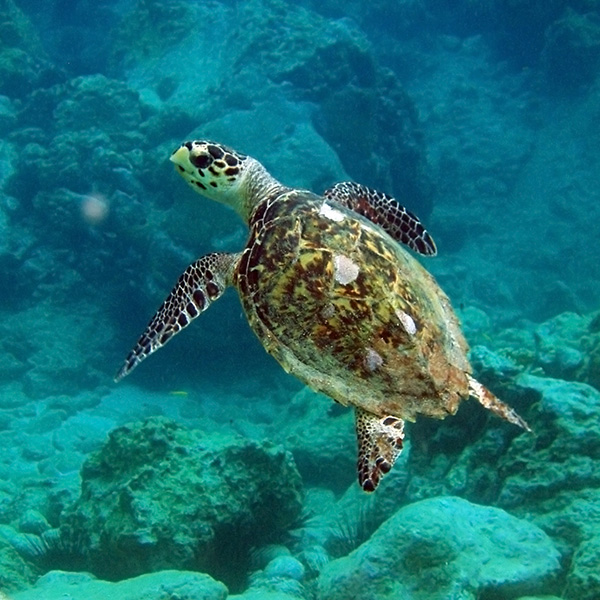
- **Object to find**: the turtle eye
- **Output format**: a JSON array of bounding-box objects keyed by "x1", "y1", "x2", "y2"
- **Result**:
[
  {"x1": 189, "y1": 151, "x2": 212, "y2": 170},
  {"x1": 207, "y1": 144, "x2": 225, "y2": 159}
]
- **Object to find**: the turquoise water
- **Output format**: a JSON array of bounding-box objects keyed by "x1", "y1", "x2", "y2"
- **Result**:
[{"x1": 1, "y1": 1, "x2": 600, "y2": 598}]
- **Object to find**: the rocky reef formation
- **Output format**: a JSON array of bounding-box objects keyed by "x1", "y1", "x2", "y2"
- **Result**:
[
  {"x1": 1, "y1": 0, "x2": 600, "y2": 598},
  {"x1": 12, "y1": 569, "x2": 227, "y2": 600},
  {"x1": 388, "y1": 330, "x2": 600, "y2": 600},
  {"x1": 270, "y1": 387, "x2": 356, "y2": 493},
  {"x1": 56, "y1": 417, "x2": 303, "y2": 587},
  {"x1": 0, "y1": 0, "x2": 63, "y2": 99},
  {"x1": 0, "y1": 534, "x2": 38, "y2": 594},
  {"x1": 317, "y1": 496, "x2": 561, "y2": 600},
  {"x1": 109, "y1": 0, "x2": 434, "y2": 213}
]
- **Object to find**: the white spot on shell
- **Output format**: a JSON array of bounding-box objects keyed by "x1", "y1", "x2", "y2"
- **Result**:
[
  {"x1": 320, "y1": 303, "x2": 335, "y2": 319},
  {"x1": 396, "y1": 309, "x2": 417, "y2": 335},
  {"x1": 319, "y1": 202, "x2": 345, "y2": 222},
  {"x1": 364, "y1": 348, "x2": 384, "y2": 372},
  {"x1": 333, "y1": 254, "x2": 360, "y2": 285}
]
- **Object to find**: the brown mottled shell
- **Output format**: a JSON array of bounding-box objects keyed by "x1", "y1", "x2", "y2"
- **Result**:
[{"x1": 235, "y1": 190, "x2": 471, "y2": 422}]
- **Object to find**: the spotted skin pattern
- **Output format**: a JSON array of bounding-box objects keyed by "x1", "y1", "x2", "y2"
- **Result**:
[
  {"x1": 115, "y1": 253, "x2": 238, "y2": 381},
  {"x1": 324, "y1": 181, "x2": 437, "y2": 256},
  {"x1": 356, "y1": 408, "x2": 404, "y2": 492},
  {"x1": 116, "y1": 140, "x2": 530, "y2": 492},
  {"x1": 180, "y1": 141, "x2": 245, "y2": 192}
]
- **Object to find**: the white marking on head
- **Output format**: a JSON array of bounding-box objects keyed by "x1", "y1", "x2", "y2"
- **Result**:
[
  {"x1": 333, "y1": 254, "x2": 360, "y2": 285},
  {"x1": 364, "y1": 348, "x2": 384, "y2": 372},
  {"x1": 319, "y1": 202, "x2": 345, "y2": 222},
  {"x1": 395, "y1": 309, "x2": 417, "y2": 335}
]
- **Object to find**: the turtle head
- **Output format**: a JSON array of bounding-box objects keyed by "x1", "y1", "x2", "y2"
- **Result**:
[{"x1": 170, "y1": 140, "x2": 281, "y2": 221}]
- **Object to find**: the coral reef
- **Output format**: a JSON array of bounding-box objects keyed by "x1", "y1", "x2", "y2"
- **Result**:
[
  {"x1": 11, "y1": 569, "x2": 227, "y2": 600},
  {"x1": 564, "y1": 535, "x2": 600, "y2": 600},
  {"x1": 497, "y1": 376, "x2": 600, "y2": 587},
  {"x1": 469, "y1": 311, "x2": 600, "y2": 391},
  {"x1": 0, "y1": 0, "x2": 600, "y2": 597},
  {"x1": 316, "y1": 496, "x2": 561, "y2": 600},
  {"x1": 270, "y1": 387, "x2": 355, "y2": 493},
  {"x1": 238, "y1": 0, "x2": 432, "y2": 215},
  {"x1": 58, "y1": 417, "x2": 303, "y2": 587},
  {"x1": 0, "y1": 535, "x2": 38, "y2": 594},
  {"x1": 393, "y1": 350, "x2": 600, "y2": 597},
  {"x1": 542, "y1": 8, "x2": 600, "y2": 90},
  {"x1": 0, "y1": 0, "x2": 62, "y2": 99}
]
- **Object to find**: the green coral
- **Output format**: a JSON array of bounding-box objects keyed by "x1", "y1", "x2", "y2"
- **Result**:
[
  {"x1": 0, "y1": 536, "x2": 38, "y2": 593},
  {"x1": 59, "y1": 417, "x2": 303, "y2": 587}
]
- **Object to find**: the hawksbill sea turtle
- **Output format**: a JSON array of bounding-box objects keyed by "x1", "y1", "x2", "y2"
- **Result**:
[{"x1": 115, "y1": 140, "x2": 530, "y2": 492}]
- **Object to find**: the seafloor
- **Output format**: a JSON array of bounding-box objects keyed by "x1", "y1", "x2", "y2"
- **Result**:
[{"x1": 1, "y1": 1, "x2": 600, "y2": 599}]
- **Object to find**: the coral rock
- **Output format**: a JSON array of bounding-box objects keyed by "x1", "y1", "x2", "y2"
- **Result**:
[
  {"x1": 59, "y1": 417, "x2": 303, "y2": 585},
  {"x1": 317, "y1": 496, "x2": 561, "y2": 600}
]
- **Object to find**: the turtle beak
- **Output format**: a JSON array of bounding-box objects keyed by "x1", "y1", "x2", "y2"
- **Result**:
[{"x1": 170, "y1": 145, "x2": 189, "y2": 167}]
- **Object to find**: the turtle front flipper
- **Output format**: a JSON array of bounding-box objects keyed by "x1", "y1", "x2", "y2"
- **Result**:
[
  {"x1": 323, "y1": 181, "x2": 436, "y2": 256},
  {"x1": 115, "y1": 252, "x2": 239, "y2": 381},
  {"x1": 355, "y1": 407, "x2": 405, "y2": 492}
]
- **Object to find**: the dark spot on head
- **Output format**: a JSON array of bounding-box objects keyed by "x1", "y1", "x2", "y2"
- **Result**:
[
  {"x1": 207, "y1": 144, "x2": 224, "y2": 159},
  {"x1": 213, "y1": 160, "x2": 226, "y2": 169},
  {"x1": 177, "y1": 165, "x2": 185, "y2": 173},
  {"x1": 224, "y1": 154, "x2": 238, "y2": 166},
  {"x1": 225, "y1": 166, "x2": 239, "y2": 176},
  {"x1": 195, "y1": 181, "x2": 207, "y2": 190},
  {"x1": 183, "y1": 141, "x2": 193, "y2": 150},
  {"x1": 190, "y1": 152, "x2": 211, "y2": 169},
  {"x1": 210, "y1": 181, "x2": 217, "y2": 187}
]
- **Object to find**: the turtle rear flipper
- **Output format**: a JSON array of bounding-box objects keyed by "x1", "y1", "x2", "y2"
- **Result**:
[
  {"x1": 323, "y1": 181, "x2": 437, "y2": 256},
  {"x1": 115, "y1": 252, "x2": 239, "y2": 381},
  {"x1": 468, "y1": 375, "x2": 531, "y2": 432},
  {"x1": 355, "y1": 408, "x2": 405, "y2": 492}
]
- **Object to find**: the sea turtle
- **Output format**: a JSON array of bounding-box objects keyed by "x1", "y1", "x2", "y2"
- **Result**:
[{"x1": 115, "y1": 140, "x2": 530, "y2": 492}]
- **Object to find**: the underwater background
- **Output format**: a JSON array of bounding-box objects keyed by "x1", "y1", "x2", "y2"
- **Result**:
[{"x1": 1, "y1": 0, "x2": 600, "y2": 598}]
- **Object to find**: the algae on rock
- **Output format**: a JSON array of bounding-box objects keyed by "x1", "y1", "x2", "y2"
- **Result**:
[
  {"x1": 59, "y1": 417, "x2": 303, "y2": 586},
  {"x1": 11, "y1": 569, "x2": 227, "y2": 600},
  {"x1": 317, "y1": 496, "x2": 561, "y2": 600}
]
